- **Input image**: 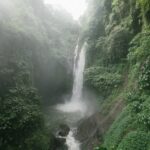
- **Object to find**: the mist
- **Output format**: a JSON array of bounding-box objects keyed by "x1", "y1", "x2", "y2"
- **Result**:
[
  {"x1": 0, "y1": 0, "x2": 98, "y2": 149},
  {"x1": 1, "y1": 0, "x2": 145, "y2": 150},
  {"x1": 56, "y1": 42, "x2": 98, "y2": 118}
]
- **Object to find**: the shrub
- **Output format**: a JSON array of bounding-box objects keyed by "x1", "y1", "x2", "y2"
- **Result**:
[
  {"x1": 0, "y1": 85, "x2": 43, "y2": 149},
  {"x1": 106, "y1": 27, "x2": 132, "y2": 63},
  {"x1": 24, "y1": 130, "x2": 50, "y2": 150},
  {"x1": 137, "y1": 96, "x2": 150, "y2": 130},
  {"x1": 104, "y1": 109, "x2": 133, "y2": 150},
  {"x1": 128, "y1": 31, "x2": 150, "y2": 64},
  {"x1": 126, "y1": 91, "x2": 144, "y2": 113},
  {"x1": 85, "y1": 66, "x2": 122, "y2": 96},
  {"x1": 117, "y1": 131, "x2": 150, "y2": 150},
  {"x1": 137, "y1": 0, "x2": 150, "y2": 24},
  {"x1": 139, "y1": 56, "x2": 150, "y2": 90},
  {"x1": 126, "y1": 91, "x2": 150, "y2": 130}
]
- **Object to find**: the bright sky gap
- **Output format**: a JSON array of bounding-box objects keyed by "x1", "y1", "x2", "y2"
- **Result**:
[{"x1": 44, "y1": 0, "x2": 87, "y2": 20}]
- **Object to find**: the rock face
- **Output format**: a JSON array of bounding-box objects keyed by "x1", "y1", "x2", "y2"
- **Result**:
[
  {"x1": 76, "y1": 113, "x2": 103, "y2": 150},
  {"x1": 50, "y1": 124, "x2": 70, "y2": 150},
  {"x1": 57, "y1": 124, "x2": 70, "y2": 137},
  {"x1": 49, "y1": 135, "x2": 68, "y2": 150},
  {"x1": 76, "y1": 100, "x2": 124, "y2": 150}
]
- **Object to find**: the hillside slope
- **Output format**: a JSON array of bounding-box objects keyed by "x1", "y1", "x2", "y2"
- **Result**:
[
  {"x1": 0, "y1": 0, "x2": 78, "y2": 149},
  {"x1": 79, "y1": 0, "x2": 150, "y2": 149}
]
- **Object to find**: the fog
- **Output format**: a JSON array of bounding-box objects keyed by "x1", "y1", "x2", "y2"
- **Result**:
[
  {"x1": 56, "y1": 42, "x2": 98, "y2": 119},
  {"x1": 0, "y1": 1, "x2": 98, "y2": 149},
  {"x1": 1, "y1": 0, "x2": 149, "y2": 150},
  {"x1": 0, "y1": 0, "x2": 99, "y2": 116},
  {"x1": 44, "y1": 0, "x2": 87, "y2": 20}
]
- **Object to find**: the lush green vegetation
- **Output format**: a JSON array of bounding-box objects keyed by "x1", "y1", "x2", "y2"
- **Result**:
[
  {"x1": 0, "y1": 0, "x2": 150, "y2": 149},
  {"x1": 80, "y1": 0, "x2": 150, "y2": 149},
  {"x1": 0, "y1": 0, "x2": 78, "y2": 149}
]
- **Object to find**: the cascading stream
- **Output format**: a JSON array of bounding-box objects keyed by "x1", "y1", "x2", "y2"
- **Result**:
[
  {"x1": 56, "y1": 42, "x2": 87, "y2": 150},
  {"x1": 56, "y1": 42, "x2": 87, "y2": 113},
  {"x1": 66, "y1": 129, "x2": 80, "y2": 150},
  {"x1": 71, "y1": 43, "x2": 86, "y2": 102}
]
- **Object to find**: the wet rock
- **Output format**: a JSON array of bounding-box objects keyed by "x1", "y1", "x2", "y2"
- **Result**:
[
  {"x1": 54, "y1": 137, "x2": 68, "y2": 150},
  {"x1": 49, "y1": 124, "x2": 70, "y2": 150},
  {"x1": 76, "y1": 113, "x2": 103, "y2": 150},
  {"x1": 49, "y1": 133, "x2": 68, "y2": 150},
  {"x1": 57, "y1": 124, "x2": 70, "y2": 137},
  {"x1": 76, "y1": 100, "x2": 124, "y2": 150}
]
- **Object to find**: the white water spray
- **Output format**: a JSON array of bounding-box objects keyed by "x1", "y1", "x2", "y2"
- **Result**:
[
  {"x1": 55, "y1": 42, "x2": 87, "y2": 150},
  {"x1": 56, "y1": 42, "x2": 87, "y2": 114},
  {"x1": 54, "y1": 42, "x2": 98, "y2": 150},
  {"x1": 66, "y1": 129, "x2": 80, "y2": 150},
  {"x1": 71, "y1": 43, "x2": 86, "y2": 102}
]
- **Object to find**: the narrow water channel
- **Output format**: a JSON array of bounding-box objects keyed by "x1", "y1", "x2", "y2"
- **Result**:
[
  {"x1": 55, "y1": 42, "x2": 87, "y2": 150},
  {"x1": 66, "y1": 129, "x2": 80, "y2": 150}
]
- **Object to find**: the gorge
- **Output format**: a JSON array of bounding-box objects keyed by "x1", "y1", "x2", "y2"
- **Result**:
[
  {"x1": 0, "y1": 0, "x2": 150, "y2": 150},
  {"x1": 56, "y1": 42, "x2": 87, "y2": 114},
  {"x1": 55, "y1": 42, "x2": 87, "y2": 150}
]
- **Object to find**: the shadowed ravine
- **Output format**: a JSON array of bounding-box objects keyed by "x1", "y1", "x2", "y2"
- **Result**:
[{"x1": 1, "y1": 0, "x2": 150, "y2": 150}]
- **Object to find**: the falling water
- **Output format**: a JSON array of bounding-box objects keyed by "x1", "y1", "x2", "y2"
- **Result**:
[
  {"x1": 71, "y1": 43, "x2": 86, "y2": 102},
  {"x1": 54, "y1": 42, "x2": 99, "y2": 150},
  {"x1": 66, "y1": 129, "x2": 80, "y2": 150},
  {"x1": 56, "y1": 42, "x2": 87, "y2": 113},
  {"x1": 55, "y1": 42, "x2": 87, "y2": 150},
  {"x1": 73, "y1": 42, "x2": 79, "y2": 75}
]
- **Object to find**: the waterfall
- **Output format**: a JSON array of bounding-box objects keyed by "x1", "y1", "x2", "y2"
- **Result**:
[
  {"x1": 71, "y1": 42, "x2": 86, "y2": 102},
  {"x1": 66, "y1": 129, "x2": 80, "y2": 150},
  {"x1": 55, "y1": 42, "x2": 87, "y2": 150},
  {"x1": 55, "y1": 42, "x2": 97, "y2": 150},
  {"x1": 73, "y1": 42, "x2": 79, "y2": 75},
  {"x1": 56, "y1": 42, "x2": 87, "y2": 113}
]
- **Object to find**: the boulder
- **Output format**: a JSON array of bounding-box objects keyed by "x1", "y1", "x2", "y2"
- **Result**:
[{"x1": 57, "y1": 124, "x2": 70, "y2": 137}]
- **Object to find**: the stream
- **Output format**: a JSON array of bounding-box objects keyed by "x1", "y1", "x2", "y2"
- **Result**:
[
  {"x1": 56, "y1": 42, "x2": 86, "y2": 150},
  {"x1": 45, "y1": 42, "x2": 95, "y2": 150},
  {"x1": 45, "y1": 41, "x2": 98, "y2": 149},
  {"x1": 66, "y1": 129, "x2": 80, "y2": 150}
]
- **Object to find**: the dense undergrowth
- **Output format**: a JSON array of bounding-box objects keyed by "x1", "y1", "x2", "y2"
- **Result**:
[{"x1": 81, "y1": 0, "x2": 150, "y2": 149}]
